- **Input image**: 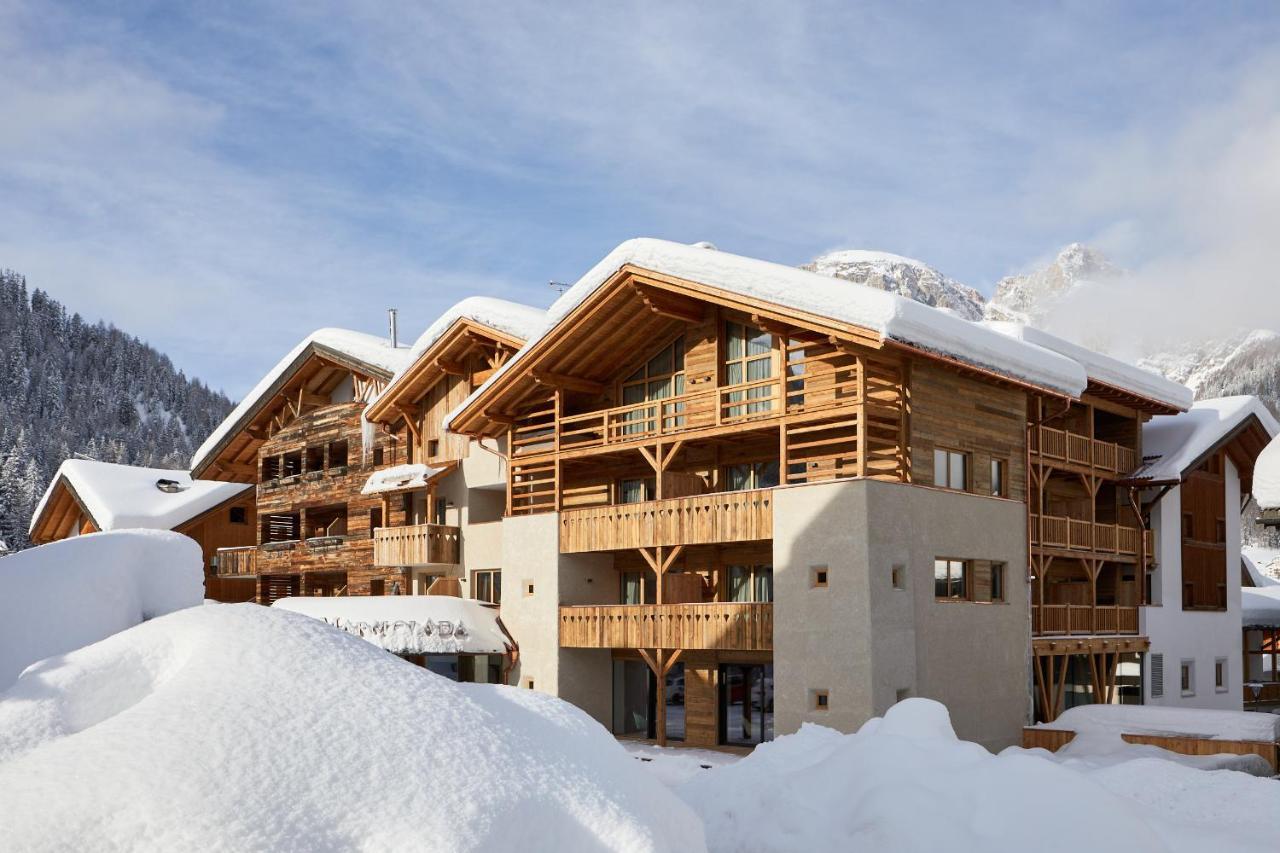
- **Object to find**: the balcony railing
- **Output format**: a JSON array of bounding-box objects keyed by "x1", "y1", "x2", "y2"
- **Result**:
[
  {"x1": 559, "y1": 489, "x2": 773, "y2": 553},
  {"x1": 1032, "y1": 604, "x2": 1140, "y2": 636},
  {"x1": 1030, "y1": 513, "x2": 1153, "y2": 557},
  {"x1": 559, "y1": 602, "x2": 773, "y2": 650},
  {"x1": 373, "y1": 523, "x2": 461, "y2": 567},
  {"x1": 215, "y1": 545, "x2": 257, "y2": 577},
  {"x1": 1031, "y1": 426, "x2": 1138, "y2": 474}
]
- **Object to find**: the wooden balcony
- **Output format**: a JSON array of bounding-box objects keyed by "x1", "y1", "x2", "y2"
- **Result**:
[
  {"x1": 1030, "y1": 426, "x2": 1138, "y2": 475},
  {"x1": 1030, "y1": 513, "x2": 1153, "y2": 559},
  {"x1": 559, "y1": 489, "x2": 773, "y2": 553},
  {"x1": 1032, "y1": 604, "x2": 1140, "y2": 636},
  {"x1": 373, "y1": 523, "x2": 460, "y2": 567},
  {"x1": 559, "y1": 603, "x2": 773, "y2": 651},
  {"x1": 215, "y1": 545, "x2": 257, "y2": 577}
]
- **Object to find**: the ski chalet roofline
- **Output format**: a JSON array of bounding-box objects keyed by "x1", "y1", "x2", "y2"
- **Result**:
[
  {"x1": 445, "y1": 239, "x2": 1185, "y2": 437},
  {"x1": 191, "y1": 329, "x2": 413, "y2": 483}
]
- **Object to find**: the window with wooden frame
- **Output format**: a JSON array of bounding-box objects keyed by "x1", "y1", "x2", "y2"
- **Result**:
[
  {"x1": 620, "y1": 336, "x2": 686, "y2": 435},
  {"x1": 1180, "y1": 659, "x2": 1195, "y2": 696},
  {"x1": 724, "y1": 461, "x2": 780, "y2": 491},
  {"x1": 990, "y1": 562, "x2": 1005, "y2": 602},
  {"x1": 229, "y1": 506, "x2": 247, "y2": 525},
  {"x1": 620, "y1": 571, "x2": 643, "y2": 604},
  {"x1": 728, "y1": 564, "x2": 773, "y2": 602},
  {"x1": 618, "y1": 477, "x2": 656, "y2": 504},
  {"x1": 724, "y1": 321, "x2": 776, "y2": 419},
  {"x1": 472, "y1": 569, "x2": 501, "y2": 604},
  {"x1": 990, "y1": 458, "x2": 1007, "y2": 497},
  {"x1": 1214, "y1": 657, "x2": 1227, "y2": 693},
  {"x1": 934, "y1": 558, "x2": 969, "y2": 600},
  {"x1": 933, "y1": 448, "x2": 968, "y2": 491}
]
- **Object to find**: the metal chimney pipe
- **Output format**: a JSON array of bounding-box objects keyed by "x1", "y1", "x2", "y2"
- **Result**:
[{"x1": 388, "y1": 308, "x2": 399, "y2": 348}]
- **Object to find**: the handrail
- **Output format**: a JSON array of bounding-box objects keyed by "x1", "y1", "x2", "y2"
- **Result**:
[
  {"x1": 559, "y1": 489, "x2": 773, "y2": 552},
  {"x1": 1030, "y1": 513, "x2": 1151, "y2": 557},
  {"x1": 1030, "y1": 426, "x2": 1138, "y2": 473},
  {"x1": 559, "y1": 602, "x2": 773, "y2": 650},
  {"x1": 1032, "y1": 603, "x2": 1140, "y2": 636}
]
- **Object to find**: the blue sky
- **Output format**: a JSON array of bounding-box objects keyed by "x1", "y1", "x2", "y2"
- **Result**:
[{"x1": 2, "y1": 1, "x2": 1279, "y2": 397}]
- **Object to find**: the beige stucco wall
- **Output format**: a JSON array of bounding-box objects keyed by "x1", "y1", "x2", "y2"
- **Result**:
[
  {"x1": 773, "y1": 478, "x2": 1029, "y2": 751},
  {"x1": 499, "y1": 512, "x2": 614, "y2": 725}
]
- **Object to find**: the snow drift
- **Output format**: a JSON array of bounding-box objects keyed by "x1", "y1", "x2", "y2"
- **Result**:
[
  {"x1": 677, "y1": 699, "x2": 1280, "y2": 853},
  {"x1": 0, "y1": 603, "x2": 704, "y2": 852},
  {"x1": 0, "y1": 529, "x2": 202, "y2": 689}
]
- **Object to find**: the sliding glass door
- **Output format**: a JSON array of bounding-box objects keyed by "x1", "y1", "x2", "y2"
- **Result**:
[{"x1": 719, "y1": 663, "x2": 774, "y2": 746}]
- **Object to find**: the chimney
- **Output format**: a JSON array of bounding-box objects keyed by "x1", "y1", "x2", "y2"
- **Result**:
[{"x1": 388, "y1": 308, "x2": 399, "y2": 348}]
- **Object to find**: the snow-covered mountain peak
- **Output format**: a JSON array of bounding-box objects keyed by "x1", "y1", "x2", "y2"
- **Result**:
[
  {"x1": 801, "y1": 248, "x2": 986, "y2": 321},
  {"x1": 984, "y1": 243, "x2": 1121, "y2": 324}
]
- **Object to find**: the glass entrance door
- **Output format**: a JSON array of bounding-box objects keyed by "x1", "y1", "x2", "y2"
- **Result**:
[{"x1": 719, "y1": 663, "x2": 774, "y2": 746}]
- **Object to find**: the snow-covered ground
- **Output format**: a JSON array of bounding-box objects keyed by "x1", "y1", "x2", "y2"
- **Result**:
[{"x1": 0, "y1": 529, "x2": 203, "y2": 689}]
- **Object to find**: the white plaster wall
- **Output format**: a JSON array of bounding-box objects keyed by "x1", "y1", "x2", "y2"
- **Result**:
[{"x1": 1141, "y1": 461, "x2": 1244, "y2": 709}]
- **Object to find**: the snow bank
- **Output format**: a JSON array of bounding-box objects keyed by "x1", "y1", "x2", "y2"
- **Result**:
[
  {"x1": 359, "y1": 462, "x2": 448, "y2": 495},
  {"x1": 1136, "y1": 396, "x2": 1279, "y2": 482},
  {"x1": 984, "y1": 321, "x2": 1193, "y2": 411},
  {"x1": 191, "y1": 328, "x2": 414, "y2": 472},
  {"x1": 29, "y1": 459, "x2": 251, "y2": 534},
  {"x1": 677, "y1": 699, "x2": 1279, "y2": 853},
  {"x1": 0, "y1": 530, "x2": 202, "y2": 689},
  {"x1": 0, "y1": 604, "x2": 703, "y2": 852},
  {"x1": 446, "y1": 238, "x2": 1090, "y2": 431},
  {"x1": 272, "y1": 595, "x2": 512, "y2": 655},
  {"x1": 1042, "y1": 704, "x2": 1280, "y2": 742},
  {"x1": 1256, "y1": 435, "x2": 1280, "y2": 510}
]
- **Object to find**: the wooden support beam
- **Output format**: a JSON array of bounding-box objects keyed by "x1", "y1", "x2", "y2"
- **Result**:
[
  {"x1": 750, "y1": 313, "x2": 792, "y2": 337},
  {"x1": 532, "y1": 370, "x2": 606, "y2": 396},
  {"x1": 632, "y1": 284, "x2": 705, "y2": 323},
  {"x1": 662, "y1": 648, "x2": 684, "y2": 675},
  {"x1": 660, "y1": 545, "x2": 685, "y2": 573},
  {"x1": 484, "y1": 410, "x2": 517, "y2": 426},
  {"x1": 396, "y1": 405, "x2": 421, "y2": 443},
  {"x1": 436, "y1": 359, "x2": 467, "y2": 376}
]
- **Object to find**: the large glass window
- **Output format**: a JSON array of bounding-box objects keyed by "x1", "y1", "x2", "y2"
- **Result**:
[
  {"x1": 664, "y1": 662, "x2": 686, "y2": 742},
  {"x1": 621, "y1": 337, "x2": 686, "y2": 434},
  {"x1": 621, "y1": 571, "x2": 643, "y2": 605},
  {"x1": 724, "y1": 461, "x2": 780, "y2": 492},
  {"x1": 612, "y1": 660, "x2": 651, "y2": 737},
  {"x1": 720, "y1": 664, "x2": 773, "y2": 746},
  {"x1": 725, "y1": 322, "x2": 775, "y2": 418},
  {"x1": 728, "y1": 564, "x2": 774, "y2": 602},
  {"x1": 934, "y1": 559, "x2": 968, "y2": 599},
  {"x1": 473, "y1": 569, "x2": 501, "y2": 604},
  {"x1": 933, "y1": 448, "x2": 968, "y2": 490}
]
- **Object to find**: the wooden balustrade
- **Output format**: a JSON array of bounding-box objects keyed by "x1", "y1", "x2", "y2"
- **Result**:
[
  {"x1": 373, "y1": 523, "x2": 461, "y2": 566},
  {"x1": 559, "y1": 603, "x2": 773, "y2": 650},
  {"x1": 1032, "y1": 604, "x2": 1140, "y2": 636},
  {"x1": 1030, "y1": 513, "x2": 1153, "y2": 557},
  {"x1": 1031, "y1": 426, "x2": 1137, "y2": 474},
  {"x1": 559, "y1": 489, "x2": 773, "y2": 553},
  {"x1": 215, "y1": 546, "x2": 257, "y2": 577}
]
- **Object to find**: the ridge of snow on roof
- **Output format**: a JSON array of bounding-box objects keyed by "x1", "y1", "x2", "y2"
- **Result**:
[
  {"x1": 444, "y1": 238, "x2": 1088, "y2": 430},
  {"x1": 191, "y1": 328, "x2": 414, "y2": 472},
  {"x1": 372, "y1": 297, "x2": 545, "y2": 409},
  {"x1": 1255, "y1": 436, "x2": 1280, "y2": 510},
  {"x1": 360, "y1": 463, "x2": 447, "y2": 495},
  {"x1": 29, "y1": 460, "x2": 251, "y2": 535},
  {"x1": 1134, "y1": 396, "x2": 1279, "y2": 482},
  {"x1": 982, "y1": 321, "x2": 1193, "y2": 411},
  {"x1": 273, "y1": 595, "x2": 510, "y2": 655}
]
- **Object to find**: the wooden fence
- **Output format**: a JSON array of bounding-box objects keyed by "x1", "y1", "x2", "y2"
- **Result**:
[
  {"x1": 372, "y1": 523, "x2": 461, "y2": 566},
  {"x1": 559, "y1": 489, "x2": 773, "y2": 553},
  {"x1": 559, "y1": 602, "x2": 773, "y2": 651}
]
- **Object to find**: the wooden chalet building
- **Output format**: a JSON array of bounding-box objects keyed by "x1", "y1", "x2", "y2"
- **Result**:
[{"x1": 194, "y1": 329, "x2": 419, "y2": 603}]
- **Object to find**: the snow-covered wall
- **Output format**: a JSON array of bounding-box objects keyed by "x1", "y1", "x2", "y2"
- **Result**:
[{"x1": 0, "y1": 529, "x2": 203, "y2": 689}]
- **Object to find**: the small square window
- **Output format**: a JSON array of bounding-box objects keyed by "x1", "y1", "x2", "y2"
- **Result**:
[
  {"x1": 524, "y1": 678, "x2": 535, "y2": 690},
  {"x1": 895, "y1": 687, "x2": 912, "y2": 704},
  {"x1": 428, "y1": 439, "x2": 440, "y2": 458},
  {"x1": 812, "y1": 690, "x2": 829, "y2": 711},
  {"x1": 524, "y1": 580, "x2": 535, "y2": 597},
  {"x1": 1180, "y1": 659, "x2": 1195, "y2": 696},
  {"x1": 891, "y1": 564, "x2": 905, "y2": 590},
  {"x1": 811, "y1": 565, "x2": 828, "y2": 588},
  {"x1": 229, "y1": 506, "x2": 247, "y2": 525}
]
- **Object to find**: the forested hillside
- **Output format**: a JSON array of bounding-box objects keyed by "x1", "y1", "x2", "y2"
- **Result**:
[{"x1": 0, "y1": 270, "x2": 232, "y2": 550}]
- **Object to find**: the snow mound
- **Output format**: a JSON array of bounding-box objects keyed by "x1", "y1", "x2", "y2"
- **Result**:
[
  {"x1": 0, "y1": 604, "x2": 703, "y2": 852},
  {"x1": 1256, "y1": 435, "x2": 1280, "y2": 510},
  {"x1": 0, "y1": 530, "x2": 202, "y2": 690},
  {"x1": 273, "y1": 594, "x2": 512, "y2": 655},
  {"x1": 29, "y1": 459, "x2": 251, "y2": 535},
  {"x1": 1043, "y1": 703, "x2": 1280, "y2": 743}
]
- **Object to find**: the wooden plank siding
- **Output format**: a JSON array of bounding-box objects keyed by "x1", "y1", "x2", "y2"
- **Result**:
[
  {"x1": 372, "y1": 522, "x2": 461, "y2": 566},
  {"x1": 559, "y1": 490, "x2": 773, "y2": 553},
  {"x1": 560, "y1": 603, "x2": 773, "y2": 651}
]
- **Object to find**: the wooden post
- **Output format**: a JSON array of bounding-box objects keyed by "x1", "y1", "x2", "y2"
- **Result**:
[{"x1": 855, "y1": 355, "x2": 867, "y2": 478}]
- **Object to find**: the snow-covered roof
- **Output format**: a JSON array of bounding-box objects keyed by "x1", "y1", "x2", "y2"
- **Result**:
[
  {"x1": 272, "y1": 595, "x2": 512, "y2": 655},
  {"x1": 191, "y1": 328, "x2": 414, "y2": 473},
  {"x1": 1039, "y1": 704, "x2": 1280, "y2": 743},
  {"x1": 29, "y1": 460, "x2": 252, "y2": 536},
  {"x1": 446, "y1": 239, "x2": 1090, "y2": 431},
  {"x1": 360, "y1": 463, "x2": 450, "y2": 495},
  {"x1": 1131, "y1": 396, "x2": 1279, "y2": 483},
  {"x1": 982, "y1": 321, "x2": 1193, "y2": 411},
  {"x1": 1256, "y1": 436, "x2": 1280, "y2": 510}
]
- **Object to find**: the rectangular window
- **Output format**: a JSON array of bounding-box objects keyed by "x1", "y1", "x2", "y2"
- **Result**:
[
  {"x1": 728, "y1": 565, "x2": 773, "y2": 602},
  {"x1": 229, "y1": 506, "x2": 247, "y2": 525},
  {"x1": 370, "y1": 579, "x2": 385, "y2": 596},
  {"x1": 328, "y1": 440, "x2": 349, "y2": 469},
  {"x1": 281, "y1": 450, "x2": 302, "y2": 477},
  {"x1": 369, "y1": 507, "x2": 383, "y2": 533},
  {"x1": 618, "y1": 478, "x2": 656, "y2": 504},
  {"x1": 473, "y1": 569, "x2": 501, "y2": 604},
  {"x1": 621, "y1": 571, "x2": 643, "y2": 605},
  {"x1": 891, "y1": 564, "x2": 905, "y2": 590},
  {"x1": 1182, "y1": 512, "x2": 1194, "y2": 539},
  {"x1": 1214, "y1": 658, "x2": 1227, "y2": 693},
  {"x1": 990, "y1": 458, "x2": 1007, "y2": 497},
  {"x1": 933, "y1": 449, "x2": 968, "y2": 491},
  {"x1": 934, "y1": 558, "x2": 968, "y2": 600},
  {"x1": 1214, "y1": 518, "x2": 1226, "y2": 543},
  {"x1": 724, "y1": 322, "x2": 775, "y2": 418},
  {"x1": 990, "y1": 562, "x2": 1005, "y2": 602},
  {"x1": 724, "y1": 461, "x2": 780, "y2": 491},
  {"x1": 433, "y1": 497, "x2": 448, "y2": 525},
  {"x1": 428, "y1": 439, "x2": 440, "y2": 459},
  {"x1": 262, "y1": 455, "x2": 281, "y2": 480},
  {"x1": 373, "y1": 447, "x2": 385, "y2": 466},
  {"x1": 620, "y1": 337, "x2": 686, "y2": 435},
  {"x1": 1180, "y1": 659, "x2": 1195, "y2": 696},
  {"x1": 305, "y1": 445, "x2": 325, "y2": 473}
]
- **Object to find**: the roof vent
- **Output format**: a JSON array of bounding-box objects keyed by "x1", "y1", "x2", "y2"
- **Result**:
[
  {"x1": 690, "y1": 241, "x2": 718, "y2": 250},
  {"x1": 155, "y1": 479, "x2": 186, "y2": 494}
]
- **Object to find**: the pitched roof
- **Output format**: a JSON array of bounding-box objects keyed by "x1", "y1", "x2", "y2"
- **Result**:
[
  {"x1": 446, "y1": 238, "x2": 1092, "y2": 431},
  {"x1": 1130, "y1": 396, "x2": 1279, "y2": 484},
  {"x1": 190, "y1": 328, "x2": 413, "y2": 476},
  {"x1": 1256, "y1": 436, "x2": 1280, "y2": 510},
  {"x1": 29, "y1": 460, "x2": 251, "y2": 537}
]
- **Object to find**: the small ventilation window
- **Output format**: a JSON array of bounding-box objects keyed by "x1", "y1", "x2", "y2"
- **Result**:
[
  {"x1": 812, "y1": 690, "x2": 829, "y2": 711},
  {"x1": 1150, "y1": 653, "x2": 1164, "y2": 698},
  {"x1": 229, "y1": 506, "x2": 247, "y2": 525},
  {"x1": 811, "y1": 565, "x2": 828, "y2": 588}
]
